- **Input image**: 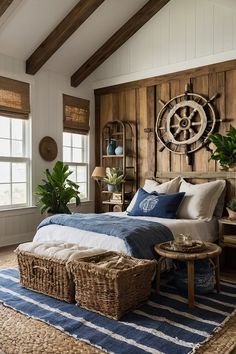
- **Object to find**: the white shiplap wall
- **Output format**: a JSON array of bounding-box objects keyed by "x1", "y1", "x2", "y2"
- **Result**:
[
  {"x1": 0, "y1": 53, "x2": 95, "y2": 247},
  {"x1": 93, "y1": 0, "x2": 236, "y2": 88}
]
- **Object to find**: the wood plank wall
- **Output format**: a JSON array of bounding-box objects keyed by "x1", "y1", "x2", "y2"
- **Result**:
[{"x1": 94, "y1": 59, "x2": 236, "y2": 208}]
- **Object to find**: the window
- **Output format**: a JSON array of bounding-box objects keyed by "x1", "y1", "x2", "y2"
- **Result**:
[
  {"x1": 63, "y1": 132, "x2": 88, "y2": 200},
  {"x1": 0, "y1": 116, "x2": 30, "y2": 208},
  {"x1": 0, "y1": 76, "x2": 30, "y2": 209},
  {"x1": 63, "y1": 94, "x2": 89, "y2": 201}
]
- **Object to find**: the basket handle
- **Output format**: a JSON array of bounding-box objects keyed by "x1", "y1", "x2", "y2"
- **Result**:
[{"x1": 32, "y1": 265, "x2": 48, "y2": 273}]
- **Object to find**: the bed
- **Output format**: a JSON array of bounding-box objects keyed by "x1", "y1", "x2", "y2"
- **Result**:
[
  {"x1": 34, "y1": 212, "x2": 219, "y2": 256},
  {"x1": 33, "y1": 176, "x2": 225, "y2": 260}
]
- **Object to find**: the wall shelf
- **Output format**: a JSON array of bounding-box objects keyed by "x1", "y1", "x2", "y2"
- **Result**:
[{"x1": 100, "y1": 120, "x2": 137, "y2": 212}]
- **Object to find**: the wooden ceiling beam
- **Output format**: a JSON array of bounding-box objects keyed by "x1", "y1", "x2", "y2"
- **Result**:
[
  {"x1": 0, "y1": 0, "x2": 14, "y2": 17},
  {"x1": 26, "y1": 0, "x2": 105, "y2": 75},
  {"x1": 71, "y1": 0, "x2": 170, "y2": 87}
]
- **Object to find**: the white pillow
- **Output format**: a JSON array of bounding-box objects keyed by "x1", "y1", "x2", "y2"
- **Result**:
[
  {"x1": 126, "y1": 176, "x2": 181, "y2": 213},
  {"x1": 177, "y1": 179, "x2": 226, "y2": 221},
  {"x1": 143, "y1": 176, "x2": 181, "y2": 194}
]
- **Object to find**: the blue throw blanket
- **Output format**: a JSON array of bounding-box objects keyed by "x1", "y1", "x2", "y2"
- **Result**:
[{"x1": 38, "y1": 213, "x2": 173, "y2": 259}]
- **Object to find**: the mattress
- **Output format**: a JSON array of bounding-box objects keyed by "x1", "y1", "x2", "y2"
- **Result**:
[{"x1": 33, "y1": 212, "x2": 219, "y2": 256}]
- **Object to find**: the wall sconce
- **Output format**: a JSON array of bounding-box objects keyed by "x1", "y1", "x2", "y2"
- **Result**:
[{"x1": 91, "y1": 166, "x2": 106, "y2": 189}]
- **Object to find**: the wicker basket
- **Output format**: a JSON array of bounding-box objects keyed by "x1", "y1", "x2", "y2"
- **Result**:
[
  {"x1": 69, "y1": 252, "x2": 156, "y2": 320},
  {"x1": 17, "y1": 251, "x2": 75, "y2": 303}
]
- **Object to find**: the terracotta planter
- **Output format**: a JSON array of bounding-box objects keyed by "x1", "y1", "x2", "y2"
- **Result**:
[{"x1": 226, "y1": 208, "x2": 236, "y2": 221}]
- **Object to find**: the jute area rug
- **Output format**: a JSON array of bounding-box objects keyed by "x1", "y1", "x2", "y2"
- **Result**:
[{"x1": 0, "y1": 252, "x2": 235, "y2": 354}]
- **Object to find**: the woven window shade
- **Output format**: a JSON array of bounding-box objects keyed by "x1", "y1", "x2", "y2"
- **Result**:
[
  {"x1": 63, "y1": 94, "x2": 89, "y2": 134},
  {"x1": 0, "y1": 76, "x2": 30, "y2": 119}
]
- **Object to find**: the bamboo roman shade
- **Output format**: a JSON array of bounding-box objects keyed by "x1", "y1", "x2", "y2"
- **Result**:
[
  {"x1": 0, "y1": 76, "x2": 30, "y2": 119},
  {"x1": 63, "y1": 94, "x2": 90, "y2": 134}
]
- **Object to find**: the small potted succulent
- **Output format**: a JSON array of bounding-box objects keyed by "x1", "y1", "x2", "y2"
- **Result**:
[
  {"x1": 209, "y1": 125, "x2": 236, "y2": 170},
  {"x1": 103, "y1": 167, "x2": 125, "y2": 192},
  {"x1": 35, "y1": 161, "x2": 80, "y2": 215},
  {"x1": 227, "y1": 198, "x2": 236, "y2": 221}
]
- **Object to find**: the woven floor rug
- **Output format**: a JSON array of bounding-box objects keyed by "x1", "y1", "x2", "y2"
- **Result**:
[{"x1": 0, "y1": 268, "x2": 236, "y2": 354}]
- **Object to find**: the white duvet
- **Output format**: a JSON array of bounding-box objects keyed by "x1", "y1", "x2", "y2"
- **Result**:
[{"x1": 33, "y1": 212, "x2": 218, "y2": 256}]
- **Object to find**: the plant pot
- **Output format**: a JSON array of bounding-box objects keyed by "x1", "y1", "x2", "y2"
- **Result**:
[
  {"x1": 226, "y1": 208, "x2": 236, "y2": 221},
  {"x1": 107, "y1": 184, "x2": 116, "y2": 192},
  {"x1": 45, "y1": 211, "x2": 55, "y2": 218},
  {"x1": 228, "y1": 164, "x2": 236, "y2": 172}
]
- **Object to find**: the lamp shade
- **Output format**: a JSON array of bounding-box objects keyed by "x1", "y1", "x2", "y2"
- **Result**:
[{"x1": 91, "y1": 166, "x2": 106, "y2": 179}]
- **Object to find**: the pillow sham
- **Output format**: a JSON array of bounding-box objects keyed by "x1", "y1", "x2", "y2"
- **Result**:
[
  {"x1": 143, "y1": 176, "x2": 181, "y2": 194},
  {"x1": 126, "y1": 176, "x2": 181, "y2": 213},
  {"x1": 127, "y1": 188, "x2": 185, "y2": 218},
  {"x1": 177, "y1": 179, "x2": 226, "y2": 221}
]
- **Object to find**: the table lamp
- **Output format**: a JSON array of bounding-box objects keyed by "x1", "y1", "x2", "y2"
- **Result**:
[{"x1": 91, "y1": 166, "x2": 106, "y2": 187}]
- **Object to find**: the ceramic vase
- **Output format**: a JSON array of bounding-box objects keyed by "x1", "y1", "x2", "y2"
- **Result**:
[
  {"x1": 106, "y1": 139, "x2": 116, "y2": 155},
  {"x1": 115, "y1": 146, "x2": 123, "y2": 155}
]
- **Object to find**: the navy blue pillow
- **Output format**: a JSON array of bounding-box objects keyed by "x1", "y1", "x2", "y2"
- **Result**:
[{"x1": 127, "y1": 188, "x2": 185, "y2": 218}]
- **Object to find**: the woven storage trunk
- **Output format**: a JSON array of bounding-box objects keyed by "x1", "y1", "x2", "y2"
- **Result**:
[
  {"x1": 17, "y1": 251, "x2": 75, "y2": 303},
  {"x1": 69, "y1": 252, "x2": 156, "y2": 320}
]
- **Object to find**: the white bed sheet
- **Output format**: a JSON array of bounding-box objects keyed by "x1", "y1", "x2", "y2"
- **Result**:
[{"x1": 33, "y1": 212, "x2": 219, "y2": 256}]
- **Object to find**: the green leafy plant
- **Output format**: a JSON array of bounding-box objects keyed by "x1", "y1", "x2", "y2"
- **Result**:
[
  {"x1": 209, "y1": 125, "x2": 236, "y2": 170},
  {"x1": 103, "y1": 167, "x2": 125, "y2": 186},
  {"x1": 227, "y1": 197, "x2": 236, "y2": 212},
  {"x1": 35, "y1": 161, "x2": 80, "y2": 214}
]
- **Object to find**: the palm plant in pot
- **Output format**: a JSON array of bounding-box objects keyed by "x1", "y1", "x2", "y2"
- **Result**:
[
  {"x1": 227, "y1": 198, "x2": 236, "y2": 221},
  {"x1": 103, "y1": 167, "x2": 125, "y2": 192},
  {"x1": 35, "y1": 161, "x2": 80, "y2": 214},
  {"x1": 209, "y1": 125, "x2": 236, "y2": 170}
]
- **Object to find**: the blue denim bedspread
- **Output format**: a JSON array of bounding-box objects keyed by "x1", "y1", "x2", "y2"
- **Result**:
[{"x1": 37, "y1": 213, "x2": 173, "y2": 259}]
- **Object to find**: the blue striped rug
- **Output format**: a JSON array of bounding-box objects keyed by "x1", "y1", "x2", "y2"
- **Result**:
[{"x1": 0, "y1": 268, "x2": 235, "y2": 354}]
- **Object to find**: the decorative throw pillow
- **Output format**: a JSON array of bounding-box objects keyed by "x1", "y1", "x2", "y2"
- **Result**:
[
  {"x1": 126, "y1": 176, "x2": 181, "y2": 213},
  {"x1": 127, "y1": 188, "x2": 185, "y2": 218},
  {"x1": 177, "y1": 179, "x2": 226, "y2": 221}
]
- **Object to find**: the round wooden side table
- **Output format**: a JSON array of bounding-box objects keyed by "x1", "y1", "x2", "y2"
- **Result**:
[{"x1": 154, "y1": 242, "x2": 222, "y2": 308}]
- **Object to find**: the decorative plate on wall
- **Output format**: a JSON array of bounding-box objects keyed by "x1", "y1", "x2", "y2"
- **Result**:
[{"x1": 39, "y1": 136, "x2": 58, "y2": 161}]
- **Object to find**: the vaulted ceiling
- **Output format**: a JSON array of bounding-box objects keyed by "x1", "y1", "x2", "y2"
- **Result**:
[{"x1": 0, "y1": 0, "x2": 170, "y2": 86}]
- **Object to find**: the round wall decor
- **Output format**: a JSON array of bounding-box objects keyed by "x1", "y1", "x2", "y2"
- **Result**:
[
  {"x1": 39, "y1": 136, "x2": 58, "y2": 161},
  {"x1": 155, "y1": 88, "x2": 220, "y2": 160}
]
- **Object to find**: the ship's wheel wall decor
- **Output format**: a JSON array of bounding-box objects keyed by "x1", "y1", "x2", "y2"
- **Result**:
[{"x1": 155, "y1": 87, "x2": 221, "y2": 165}]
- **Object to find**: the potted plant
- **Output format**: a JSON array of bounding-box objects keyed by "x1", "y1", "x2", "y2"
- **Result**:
[
  {"x1": 209, "y1": 125, "x2": 236, "y2": 170},
  {"x1": 226, "y1": 197, "x2": 236, "y2": 220},
  {"x1": 35, "y1": 161, "x2": 80, "y2": 214},
  {"x1": 103, "y1": 167, "x2": 125, "y2": 192}
]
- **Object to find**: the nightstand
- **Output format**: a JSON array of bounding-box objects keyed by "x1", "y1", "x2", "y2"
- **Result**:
[{"x1": 219, "y1": 218, "x2": 236, "y2": 248}]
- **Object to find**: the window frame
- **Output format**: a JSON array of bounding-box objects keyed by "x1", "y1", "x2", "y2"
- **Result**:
[
  {"x1": 63, "y1": 132, "x2": 89, "y2": 202},
  {"x1": 0, "y1": 116, "x2": 31, "y2": 210}
]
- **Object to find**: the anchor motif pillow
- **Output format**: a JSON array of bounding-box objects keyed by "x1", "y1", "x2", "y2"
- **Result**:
[{"x1": 127, "y1": 188, "x2": 185, "y2": 218}]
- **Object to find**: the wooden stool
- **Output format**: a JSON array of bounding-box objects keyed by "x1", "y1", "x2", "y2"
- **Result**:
[{"x1": 154, "y1": 242, "x2": 222, "y2": 308}]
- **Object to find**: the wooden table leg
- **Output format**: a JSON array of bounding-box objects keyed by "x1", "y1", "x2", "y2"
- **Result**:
[
  {"x1": 156, "y1": 257, "x2": 165, "y2": 294},
  {"x1": 214, "y1": 255, "x2": 220, "y2": 293},
  {"x1": 187, "y1": 260, "x2": 195, "y2": 308}
]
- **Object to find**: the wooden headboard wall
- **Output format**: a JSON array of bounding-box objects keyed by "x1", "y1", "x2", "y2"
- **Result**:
[{"x1": 94, "y1": 59, "x2": 236, "y2": 207}]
